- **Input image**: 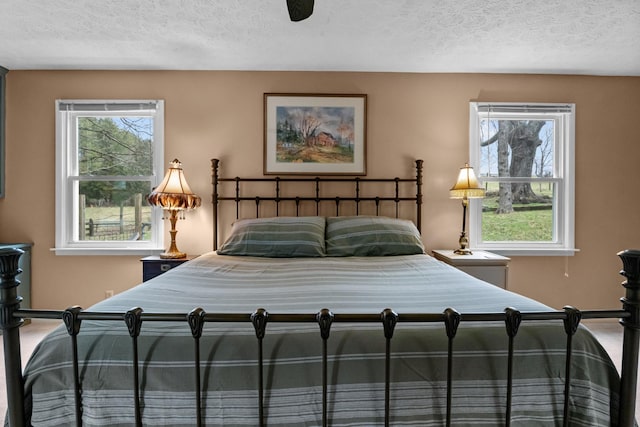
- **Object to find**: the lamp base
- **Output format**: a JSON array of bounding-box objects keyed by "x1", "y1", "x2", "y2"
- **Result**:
[
  {"x1": 159, "y1": 251, "x2": 186, "y2": 259},
  {"x1": 161, "y1": 209, "x2": 186, "y2": 259},
  {"x1": 454, "y1": 229, "x2": 473, "y2": 255},
  {"x1": 453, "y1": 247, "x2": 473, "y2": 255}
]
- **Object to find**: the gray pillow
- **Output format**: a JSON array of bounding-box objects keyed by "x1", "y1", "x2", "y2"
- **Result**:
[
  {"x1": 326, "y1": 216, "x2": 424, "y2": 256},
  {"x1": 217, "y1": 216, "x2": 326, "y2": 257}
]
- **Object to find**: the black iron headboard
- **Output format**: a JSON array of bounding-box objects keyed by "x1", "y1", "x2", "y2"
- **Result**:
[{"x1": 211, "y1": 159, "x2": 424, "y2": 250}]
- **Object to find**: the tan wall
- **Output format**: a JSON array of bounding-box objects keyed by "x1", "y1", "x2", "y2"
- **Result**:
[{"x1": 1, "y1": 71, "x2": 639, "y2": 310}]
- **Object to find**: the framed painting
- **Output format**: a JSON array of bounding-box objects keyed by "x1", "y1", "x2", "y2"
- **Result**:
[{"x1": 264, "y1": 93, "x2": 367, "y2": 175}]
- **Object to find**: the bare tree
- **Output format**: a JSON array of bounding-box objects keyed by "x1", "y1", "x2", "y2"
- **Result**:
[
  {"x1": 496, "y1": 121, "x2": 514, "y2": 213},
  {"x1": 481, "y1": 120, "x2": 547, "y2": 213},
  {"x1": 509, "y1": 120, "x2": 545, "y2": 202},
  {"x1": 299, "y1": 114, "x2": 322, "y2": 145},
  {"x1": 535, "y1": 126, "x2": 554, "y2": 191}
]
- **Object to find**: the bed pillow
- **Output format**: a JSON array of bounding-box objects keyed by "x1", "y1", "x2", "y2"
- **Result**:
[
  {"x1": 325, "y1": 216, "x2": 425, "y2": 257},
  {"x1": 217, "y1": 216, "x2": 326, "y2": 257}
]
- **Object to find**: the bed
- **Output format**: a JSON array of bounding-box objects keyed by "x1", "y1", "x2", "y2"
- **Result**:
[{"x1": 1, "y1": 158, "x2": 640, "y2": 427}]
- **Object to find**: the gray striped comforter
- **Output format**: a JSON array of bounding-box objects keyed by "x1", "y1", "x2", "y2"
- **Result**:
[{"x1": 22, "y1": 253, "x2": 621, "y2": 426}]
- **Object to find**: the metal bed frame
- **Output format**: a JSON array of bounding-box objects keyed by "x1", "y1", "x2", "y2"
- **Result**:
[
  {"x1": 1, "y1": 158, "x2": 639, "y2": 426},
  {"x1": 211, "y1": 158, "x2": 424, "y2": 251}
]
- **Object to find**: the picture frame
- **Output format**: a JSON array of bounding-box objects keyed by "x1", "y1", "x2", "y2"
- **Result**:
[{"x1": 264, "y1": 93, "x2": 367, "y2": 175}]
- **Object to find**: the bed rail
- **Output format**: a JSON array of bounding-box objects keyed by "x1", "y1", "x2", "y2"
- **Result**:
[
  {"x1": 2, "y1": 248, "x2": 640, "y2": 426},
  {"x1": 211, "y1": 158, "x2": 424, "y2": 251}
]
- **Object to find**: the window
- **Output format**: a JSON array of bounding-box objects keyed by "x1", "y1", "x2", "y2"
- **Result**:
[
  {"x1": 55, "y1": 100, "x2": 165, "y2": 255},
  {"x1": 468, "y1": 102, "x2": 576, "y2": 256}
]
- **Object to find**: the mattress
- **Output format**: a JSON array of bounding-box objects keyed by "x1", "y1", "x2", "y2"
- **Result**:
[{"x1": 20, "y1": 253, "x2": 621, "y2": 426}]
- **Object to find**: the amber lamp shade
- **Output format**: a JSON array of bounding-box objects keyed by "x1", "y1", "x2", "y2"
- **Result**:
[
  {"x1": 148, "y1": 159, "x2": 201, "y2": 259},
  {"x1": 449, "y1": 163, "x2": 485, "y2": 255}
]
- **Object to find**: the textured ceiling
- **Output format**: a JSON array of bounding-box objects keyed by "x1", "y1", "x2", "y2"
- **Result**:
[{"x1": 1, "y1": 0, "x2": 639, "y2": 75}]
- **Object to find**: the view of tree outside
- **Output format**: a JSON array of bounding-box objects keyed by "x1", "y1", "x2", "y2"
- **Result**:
[
  {"x1": 77, "y1": 116, "x2": 154, "y2": 241},
  {"x1": 478, "y1": 118, "x2": 555, "y2": 242}
]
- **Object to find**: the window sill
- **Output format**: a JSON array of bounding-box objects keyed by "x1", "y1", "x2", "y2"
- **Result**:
[
  {"x1": 52, "y1": 247, "x2": 165, "y2": 256},
  {"x1": 476, "y1": 248, "x2": 580, "y2": 257}
]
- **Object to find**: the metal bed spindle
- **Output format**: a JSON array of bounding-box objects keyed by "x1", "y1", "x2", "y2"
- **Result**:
[
  {"x1": 188, "y1": 307, "x2": 207, "y2": 427},
  {"x1": 317, "y1": 308, "x2": 334, "y2": 427},
  {"x1": 503, "y1": 307, "x2": 522, "y2": 427},
  {"x1": 124, "y1": 307, "x2": 144, "y2": 427},
  {"x1": 381, "y1": 308, "x2": 399, "y2": 427},
  {"x1": 250, "y1": 308, "x2": 268, "y2": 427},
  {"x1": 61, "y1": 306, "x2": 83, "y2": 427},
  {"x1": 562, "y1": 306, "x2": 582, "y2": 426},
  {"x1": 443, "y1": 307, "x2": 461, "y2": 427}
]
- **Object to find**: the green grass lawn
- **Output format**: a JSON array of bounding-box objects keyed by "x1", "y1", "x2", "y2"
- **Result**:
[
  {"x1": 480, "y1": 182, "x2": 554, "y2": 241},
  {"x1": 482, "y1": 209, "x2": 552, "y2": 241}
]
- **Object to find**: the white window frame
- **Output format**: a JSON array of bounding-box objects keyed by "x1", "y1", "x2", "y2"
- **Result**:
[
  {"x1": 54, "y1": 100, "x2": 165, "y2": 255},
  {"x1": 468, "y1": 102, "x2": 576, "y2": 256}
]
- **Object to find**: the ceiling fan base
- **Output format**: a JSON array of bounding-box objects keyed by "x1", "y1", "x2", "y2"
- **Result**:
[{"x1": 287, "y1": 0, "x2": 314, "y2": 22}]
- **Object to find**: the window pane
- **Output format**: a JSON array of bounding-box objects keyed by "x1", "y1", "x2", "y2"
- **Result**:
[
  {"x1": 78, "y1": 117, "x2": 154, "y2": 176},
  {"x1": 481, "y1": 182, "x2": 555, "y2": 242},
  {"x1": 77, "y1": 180, "x2": 153, "y2": 241},
  {"x1": 479, "y1": 119, "x2": 555, "y2": 178}
]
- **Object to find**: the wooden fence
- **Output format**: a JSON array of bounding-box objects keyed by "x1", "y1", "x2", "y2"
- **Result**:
[{"x1": 79, "y1": 193, "x2": 148, "y2": 240}]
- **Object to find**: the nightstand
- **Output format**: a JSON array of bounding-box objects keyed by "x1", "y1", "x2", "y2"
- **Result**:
[
  {"x1": 432, "y1": 249, "x2": 510, "y2": 289},
  {"x1": 141, "y1": 255, "x2": 195, "y2": 282}
]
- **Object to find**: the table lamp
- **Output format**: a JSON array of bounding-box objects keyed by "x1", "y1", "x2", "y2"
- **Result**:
[
  {"x1": 148, "y1": 159, "x2": 201, "y2": 259},
  {"x1": 449, "y1": 163, "x2": 485, "y2": 255}
]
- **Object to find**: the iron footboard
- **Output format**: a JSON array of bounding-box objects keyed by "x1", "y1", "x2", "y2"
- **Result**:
[{"x1": 2, "y1": 248, "x2": 640, "y2": 426}]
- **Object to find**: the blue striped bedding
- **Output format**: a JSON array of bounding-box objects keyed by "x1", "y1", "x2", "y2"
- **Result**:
[{"x1": 20, "y1": 253, "x2": 622, "y2": 426}]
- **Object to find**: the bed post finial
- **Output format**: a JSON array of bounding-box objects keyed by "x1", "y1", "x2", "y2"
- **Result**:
[
  {"x1": 0, "y1": 248, "x2": 26, "y2": 426},
  {"x1": 618, "y1": 249, "x2": 640, "y2": 426}
]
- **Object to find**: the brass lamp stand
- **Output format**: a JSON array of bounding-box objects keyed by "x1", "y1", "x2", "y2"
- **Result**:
[
  {"x1": 455, "y1": 197, "x2": 472, "y2": 255},
  {"x1": 449, "y1": 163, "x2": 485, "y2": 255},
  {"x1": 163, "y1": 209, "x2": 185, "y2": 259}
]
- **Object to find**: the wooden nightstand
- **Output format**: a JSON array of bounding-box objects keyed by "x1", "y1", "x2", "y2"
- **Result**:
[
  {"x1": 141, "y1": 255, "x2": 195, "y2": 282},
  {"x1": 432, "y1": 249, "x2": 510, "y2": 289}
]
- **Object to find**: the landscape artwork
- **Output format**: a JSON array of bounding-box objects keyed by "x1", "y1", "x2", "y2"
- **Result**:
[{"x1": 264, "y1": 94, "x2": 366, "y2": 175}]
